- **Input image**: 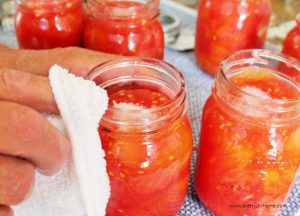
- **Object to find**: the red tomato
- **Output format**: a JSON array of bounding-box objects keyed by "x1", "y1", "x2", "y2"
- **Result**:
[
  {"x1": 282, "y1": 14, "x2": 300, "y2": 60},
  {"x1": 15, "y1": 0, "x2": 86, "y2": 49},
  {"x1": 195, "y1": 0, "x2": 271, "y2": 76},
  {"x1": 195, "y1": 68, "x2": 300, "y2": 216},
  {"x1": 83, "y1": 1, "x2": 164, "y2": 58},
  {"x1": 99, "y1": 88, "x2": 193, "y2": 216}
]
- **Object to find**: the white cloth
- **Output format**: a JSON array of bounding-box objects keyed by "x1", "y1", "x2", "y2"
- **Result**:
[{"x1": 13, "y1": 65, "x2": 110, "y2": 216}]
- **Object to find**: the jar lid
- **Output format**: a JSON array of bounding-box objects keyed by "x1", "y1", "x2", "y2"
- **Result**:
[{"x1": 159, "y1": 13, "x2": 181, "y2": 44}]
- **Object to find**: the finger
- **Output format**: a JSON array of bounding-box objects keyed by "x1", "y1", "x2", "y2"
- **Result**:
[
  {"x1": 0, "y1": 205, "x2": 13, "y2": 216},
  {"x1": 0, "y1": 155, "x2": 35, "y2": 206},
  {"x1": 0, "y1": 102, "x2": 70, "y2": 175},
  {"x1": 14, "y1": 47, "x2": 117, "y2": 77},
  {"x1": 0, "y1": 68, "x2": 58, "y2": 114}
]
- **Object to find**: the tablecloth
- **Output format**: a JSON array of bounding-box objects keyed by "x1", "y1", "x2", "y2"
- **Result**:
[{"x1": 0, "y1": 0, "x2": 299, "y2": 215}]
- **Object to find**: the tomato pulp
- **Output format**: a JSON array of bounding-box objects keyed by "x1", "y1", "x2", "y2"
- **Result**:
[
  {"x1": 283, "y1": 14, "x2": 300, "y2": 60},
  {"x1": 15, "y1": 0, "x2": 86, "y2": 49},
  {"x1": 99, "y1": 88, "x2": 193, "y2": 216},
  {"x1": 195, "y1": 0, "x2": 271, "y2": 76},
  {"x1": 195, "y1": 67, "x2": 300, "y2": 216},
  {"x1": 83, "y1": 1, "x2": 164, "y2": 58}
]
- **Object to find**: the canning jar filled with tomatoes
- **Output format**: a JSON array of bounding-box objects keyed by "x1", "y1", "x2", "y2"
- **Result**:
[
  {"x1": 14, "y1": 0, "x2": 86, "y2": 49},
  {"x1": 87, "y1": 58, "x2": 193, "y2": 216},
  {"x1": 195, "y1": 0, "x2": 271, "y2": 76},
  {"x1": 282, "y1": 14, "x2": 300, "y2": 60},
  {"x1": 194, "y1": 50, "x2": 300, "y2": 216},
  {"x1": 83, "y1": 0, "x2": 164, "y2": 58}
]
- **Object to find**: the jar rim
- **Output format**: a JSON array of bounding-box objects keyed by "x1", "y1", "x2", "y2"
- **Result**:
[
  {"x1": 16, "y1": 0, "x2": 82, "y2": 11},
  {"x1": 87, "y1": 0, "x2": 160, "y2": 20},
  {"x1": 218, "y1": 49, "x2": 300, "y2": 106},
  {"x1": 86, "y1": 57, "x2": 187, "y2": 129},
  {"x1": 214, "y1": 49, "x2": 300, "y2": 126}
]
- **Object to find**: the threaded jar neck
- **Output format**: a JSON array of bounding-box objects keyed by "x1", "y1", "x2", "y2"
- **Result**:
[
  {"x1": 87, "y1": 57, "x2": 187, "y2": 133},
  {"x1": 16, "y1": 0, "x2": 83, "y2": 12},
  {"x1": 214, "y1": 49, "x2": 300, "y2": 127},
  {"x1": 87, "y1": 0, "x2": 159, "y2": 20}
]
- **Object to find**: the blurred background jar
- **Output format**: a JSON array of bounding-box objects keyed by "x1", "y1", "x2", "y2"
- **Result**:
[
  {"x1": 14, "y1": 0, "x2": 86, "y2": 49},
  {"x1": 83, "y1": 0, "x2": 164, "y2": 58},
  {"x1": 87, "y1": 58, "x2": 193, "y2": 216},
  {"x1": 194, "y1": 49, "x2": 300, "y2": 216},
  {"x1": 194, "y1": 0, "x2": 271, "y2": 76},
  {"x1": 282, "y1": 13, "x2": 300, "y2": 60}
]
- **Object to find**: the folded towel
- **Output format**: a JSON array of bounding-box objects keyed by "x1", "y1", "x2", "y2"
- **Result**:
[{"x1": 13, "y1": 65, "x2": 110, "y2": 216}]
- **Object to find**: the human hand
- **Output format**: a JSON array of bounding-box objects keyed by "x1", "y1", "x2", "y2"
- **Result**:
[
  {"x1": 0, "y1": 45, "x2": 117, "y2": 78},
  {"x1": 0, "y1": 69, "x2": 70, "y2": 215},
  {"x1": 0, "y1": 45, "x2": 116, "y2": 215}
]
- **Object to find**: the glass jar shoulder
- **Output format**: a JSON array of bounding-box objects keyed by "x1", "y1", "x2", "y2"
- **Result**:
[{"x1": 203, "y1": 93, "x2": 299, "y2": 129}]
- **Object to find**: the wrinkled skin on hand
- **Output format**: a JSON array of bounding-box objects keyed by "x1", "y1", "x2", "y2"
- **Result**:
[{"x1": 0, "y1": 45, "x2": 117, "y2": 215}]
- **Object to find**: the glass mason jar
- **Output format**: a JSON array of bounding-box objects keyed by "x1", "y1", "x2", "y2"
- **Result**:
[
  {"x1": 194, "y1": 50, "x2": 300, "y2": 216},
  {"x1": 195, "y1": 0, "x2": 271, "y2": 76},
  {"x1": 283, "y1": 13, "x2": 300, "y2": 60},
  {"x1": 14, "y1": 0, "x2": 86, "y2": 49},
  {"x1": 87, "y1": 58, "x2": 193, "y2": 215},
  {"x1": 83, "y1": 0, "x2": 164, "y2": 59}
]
